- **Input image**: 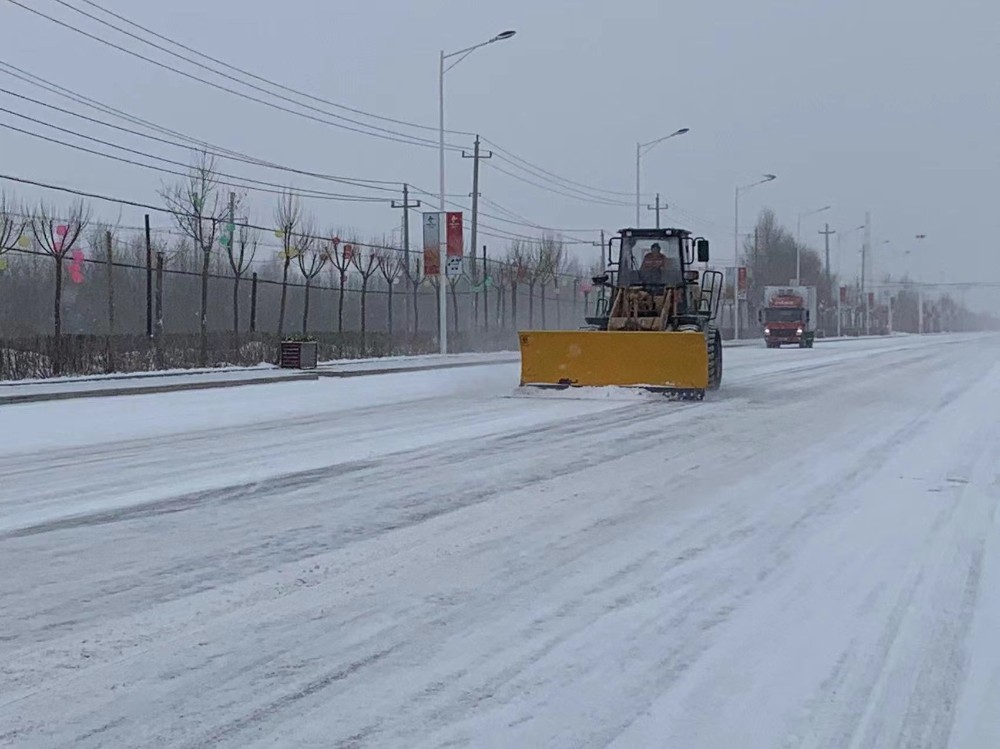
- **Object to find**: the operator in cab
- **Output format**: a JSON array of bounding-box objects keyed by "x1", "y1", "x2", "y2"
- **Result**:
[{"x1": 640, "y1": 242, "x2": 666, "y2": 272}]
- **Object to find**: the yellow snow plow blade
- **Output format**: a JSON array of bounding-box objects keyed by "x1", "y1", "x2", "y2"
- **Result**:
[{"x1": 518, "y1": 330, "x2": 709, "y2": 394}]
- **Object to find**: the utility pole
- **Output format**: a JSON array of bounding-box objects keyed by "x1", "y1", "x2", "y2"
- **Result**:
[
  {"x1": 590, "y1": 230, "x2": 607, "y2": 267},
  {"x1": 819, "y1": 223, "x2": 836, "y2": 290},
  {"x1": 915, "y1": 234, "x2": 926, "y2": 334},
  {"x1": 862, "y1": 211, "x2": 871, "y2": 335},
  {"x1": 392, "y1": 184, "x2": 421, "y2": 338},
  {"x1": 463, "y1": 135, "x2": 492, "y2": 328},
  {"x1": 646, "y1": 193, "x2": 668, "y2": 229},
  {"x1": 391, "y1": 182, "x2": 421, "y2": 269}
]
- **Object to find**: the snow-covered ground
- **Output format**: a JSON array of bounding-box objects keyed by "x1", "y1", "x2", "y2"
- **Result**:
[
  {"x1": 1, "y1": 333, "x2": 998, "y2": 747},
  {"x1": 0, "y1": 351, "x2": 522, "y2": 402}
]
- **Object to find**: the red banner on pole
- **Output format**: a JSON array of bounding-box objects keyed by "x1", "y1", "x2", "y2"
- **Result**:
[
  {"x1": 839, "y1": 285, "x2": 847, "y2": 303},
  {"x1": 737, "y1": 267, "x2": 748, "y2": 300},
  {"x1": 446, "y1": 211, "x2": 463, "y2": 257}
]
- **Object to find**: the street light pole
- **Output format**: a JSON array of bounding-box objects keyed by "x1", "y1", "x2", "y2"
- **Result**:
[
  {"x1": 438, "y1": 50, "x2": 447, "y2": 354},
  {"x1": 635, "y1": 127, "x2": 689, "y2": 227},
  {"x1": 437, "y1": 30, "x2": 515, "y2": 354},
  {"x1": 733, "y1": 174, "x2": 777, "y2": 339}
]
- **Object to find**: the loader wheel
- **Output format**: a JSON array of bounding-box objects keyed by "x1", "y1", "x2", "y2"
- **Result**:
[{"x1": 707, "y1": 328, "x2": 722, "y2": 391}]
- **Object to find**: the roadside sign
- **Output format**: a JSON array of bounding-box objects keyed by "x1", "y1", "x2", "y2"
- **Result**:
[
  {"x1": 422, "y1": 212, "x2": 442, "y2": 276},
  {"x1": 446, "y1": 256, "x2": 463, "y2": 279},
  {"x1": 446, "y1": 211, "x2": 463, "y2": 257}
]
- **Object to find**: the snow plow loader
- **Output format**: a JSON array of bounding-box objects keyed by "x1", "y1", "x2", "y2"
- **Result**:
[{"x1": 518, "y1": 228, "x2": 723, "y2": 399}]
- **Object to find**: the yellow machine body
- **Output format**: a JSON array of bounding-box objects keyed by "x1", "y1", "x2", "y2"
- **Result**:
[{"x1": 518, "y1": 329, "x2": 709, "y2": 394}]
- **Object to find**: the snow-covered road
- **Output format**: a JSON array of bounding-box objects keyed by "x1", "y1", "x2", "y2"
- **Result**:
[{"x1": 1, "y1": 334, "x2": 999, "y2": 747}]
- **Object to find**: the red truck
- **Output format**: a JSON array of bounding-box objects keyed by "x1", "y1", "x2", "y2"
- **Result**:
[{"x1": 760, "y1": 285, "x2": 817, "y2": 348}]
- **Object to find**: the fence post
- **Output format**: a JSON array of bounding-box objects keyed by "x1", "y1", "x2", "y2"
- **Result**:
[
  {"x1": 154, "y1": 251, "x2": 164, "y2": 369},
  {"x1": 483, "y1": 246, "x2": 488, "y2": 333},
  {"x1": 250, "y1": 272, "x2": 258, "y2": 333},
  {"x1": 144, "y1": 213, "x2": 152, "y2": 338},
  {"x1": 105, "y1": 230, "x2": 115, "y2": 373}
]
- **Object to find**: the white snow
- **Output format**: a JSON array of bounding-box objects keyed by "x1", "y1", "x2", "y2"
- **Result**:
[{"x1": 0, "y1": 332, "x2": 998, "y2": 747}]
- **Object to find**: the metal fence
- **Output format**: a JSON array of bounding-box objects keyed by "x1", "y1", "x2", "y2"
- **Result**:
[{"x1": 0, "y1": 237, "x2": 594, "y2": 379}]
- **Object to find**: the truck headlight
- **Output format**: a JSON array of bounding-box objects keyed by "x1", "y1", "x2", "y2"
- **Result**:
[
  {"x1": 796, "y1": 327, "x2": 804, "y2": 335},
  {"x1": 764, "y1": 327, "x2": 770, "y2": 335}
]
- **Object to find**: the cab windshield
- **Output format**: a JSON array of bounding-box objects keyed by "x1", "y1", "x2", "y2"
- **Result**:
[
  {"x1": 764, "y1": 308, "x2": 806, "y2": 323},
  {"x1": 620, "y1": 236, "x2": 683, "y2": 287}
]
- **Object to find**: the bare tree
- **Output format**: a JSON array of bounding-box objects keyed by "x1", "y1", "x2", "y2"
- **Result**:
[
  {"x1": 296, "y1": 220, "x2": 324, "y2": 334},
  {"x1": 400, "y1": 251, "x2": 425, "y2": 337},
  {"x1": 227, "y1": 220, "x2": 258, "y2": 342},
  {"x1": 87, "y1": 222, "x2": 118, "y2": 335},
  {"x1": 274, "y1": 189, "x2": 302, "y2": 338},
  {"x1": 352, "y1": 240, "x2": 381, "y2": 334},
  {"x1": 0, "y1": 193, "x2": 25, "y2": 271},
  {"x1": 447, "y1": 259, "x2": 463, "y2": 335},
  {"x1": 30, "y1": 199, "x2": 91, "y2": 375},
  {"x1": 492, "y1": 259, "x2": 511, "y2": 329},
  {"x1": 375, "y1": 244, "x2": 404, "y2": 335},
  {"x1": 427, "y1": 275, "x2": 443, "y2": 335},
  {"x1": 326, "y1": 234, "x2": 352, "y2": 332},
  {"x1": 536, "y1": 234, "x2": 565, "y2": 328},
  {"x1": 506, "y1": 239, "x2": 531, "y2": 328},
  {"x1": 160, "y1": 151, "x2": 225, "y2": 366}
]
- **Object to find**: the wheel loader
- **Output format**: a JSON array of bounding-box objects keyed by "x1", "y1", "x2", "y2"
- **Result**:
[{"x1": 518, "y1": 227, "x2": 723, "y2": 399}]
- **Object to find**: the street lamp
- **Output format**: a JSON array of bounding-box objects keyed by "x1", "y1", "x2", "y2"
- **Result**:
[
  {"x1": 795, "y1": 205, "x2": 831, "y2": 284},
  {"x1": 733, "y1": 174, "x2": 776, "y2": 340},
  {"x1": 635, "y1": 128, "x2": 689, "y2": 226},
  {"x1": 438, "y1": 29, "x2": 516, "y2": 353}
]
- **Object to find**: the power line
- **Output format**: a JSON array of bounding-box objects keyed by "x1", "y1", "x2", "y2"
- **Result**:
[
  {"x1": 0, "y1": 84, "x2": 616, "y2": 245},
  {"x1": 73, "y1": 0, "x2": 474, "y2": 138},
  {"x1": 489, "y1": 150, "x2": 637, "y2": 203},
  {"x1": 6, "y1": 0, "x2": 468, "y2": 152},
  {"x1": 0, "y1": 114, "x2": 388, "y2": 203},
  {"x1": 479, "y1": 197, "x2": 606, "y2": 234},
  {"x1": 0, "y1": 172, "x2": 416, "y2": 255},
  {"x1": 0, "y1": 84, "x2": 402, "y2": 193},
  {"x1": 11, "y1": 2, "x2": 697, "y2": 213},
  {"x1": 483, "y1": 162, "x2": 632, "y2": 207},
  {"x1": 487, "y1": 155, "x2": 638, "y2": 205},
  {"x1": 3, "y1": 9, "x2": 711, "y2": 227},
  {"x1": 13, "y1": 2, "x2": 725, "y2": 228},
  {"x1": 481, "y1": 137, "x2": 638, "y2": 199}
]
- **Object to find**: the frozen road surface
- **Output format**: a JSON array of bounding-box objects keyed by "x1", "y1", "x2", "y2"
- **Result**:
[{"x1": 2, "y1": 334, "x2": 1000, "y2": 747}]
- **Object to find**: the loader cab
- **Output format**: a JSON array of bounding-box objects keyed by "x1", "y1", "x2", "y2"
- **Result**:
[
  {"x1": 620, "y1": 236, "x2": 683, "y2": 288},
  {"x1": 613, "y1": 229, "x2": 694, "y2": 289}
]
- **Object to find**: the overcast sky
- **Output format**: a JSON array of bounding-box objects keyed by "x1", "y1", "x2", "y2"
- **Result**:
[{"x1": 2, "y1": 0, "x2": 997, "y2": 308}]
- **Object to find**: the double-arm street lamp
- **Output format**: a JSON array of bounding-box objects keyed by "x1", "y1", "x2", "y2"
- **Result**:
[
  {"x1": 635, "y1": 128, "x2": 689, "y2": 226},
  {"x1": 437, "y1": 29, "x2": 516, "y2": 353}
]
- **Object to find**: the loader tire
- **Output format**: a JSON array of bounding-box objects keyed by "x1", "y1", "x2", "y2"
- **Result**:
[{"x1": 707, "y1": 327, "x2": 722, "y2": 391}]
